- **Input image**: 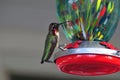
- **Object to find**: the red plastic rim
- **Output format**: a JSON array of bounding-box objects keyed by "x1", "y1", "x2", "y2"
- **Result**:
[{"x1": 55, "y1": 54, "x2": 120, "y2": 76}]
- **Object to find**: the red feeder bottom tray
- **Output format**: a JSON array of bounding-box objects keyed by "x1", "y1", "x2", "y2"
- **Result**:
[{"x1": 55, "y1": 54, "x2": 120, "y2": 76}]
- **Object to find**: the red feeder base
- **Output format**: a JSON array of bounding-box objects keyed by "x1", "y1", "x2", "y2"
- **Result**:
[
  {"x1": 54, "y1": 41, "x2": 120, "y2": 76},
  {"x1": 55, "y1": 54, "x2": 120, "y2": 76}
]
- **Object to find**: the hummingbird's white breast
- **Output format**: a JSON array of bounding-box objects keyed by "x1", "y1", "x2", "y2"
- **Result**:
[{"x1": 56, "y1": 32, "x2": 59, "y2": 48}]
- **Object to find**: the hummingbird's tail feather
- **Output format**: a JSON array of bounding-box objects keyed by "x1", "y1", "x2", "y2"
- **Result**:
[{"x1": 40, "y1": 60, "x2": 44, "y2": 64}]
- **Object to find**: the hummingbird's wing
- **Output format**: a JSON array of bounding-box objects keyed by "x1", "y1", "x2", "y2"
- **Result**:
[{"x1": 41, "y1": 34, "x2": 57, "y2": 63}]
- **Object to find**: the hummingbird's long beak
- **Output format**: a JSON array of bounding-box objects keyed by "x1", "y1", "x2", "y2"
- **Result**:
[{"x1": 59, "y1": 20, "x2": 71, "y2": 25}]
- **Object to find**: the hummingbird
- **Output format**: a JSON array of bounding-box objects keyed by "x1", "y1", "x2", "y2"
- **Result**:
[{"x1": 41, "y1": 23, "x2": 60, "y2": 64}]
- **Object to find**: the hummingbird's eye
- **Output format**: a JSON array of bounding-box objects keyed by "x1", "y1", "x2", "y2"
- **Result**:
[
  {"x1": 53, "y1": 24, "x2": 57, "y2": 27},
  {"x1": 51, "y1": 26, "x2": 55, "y2": 31}
]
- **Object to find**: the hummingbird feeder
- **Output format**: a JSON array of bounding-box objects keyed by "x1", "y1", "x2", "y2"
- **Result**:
[{"x1": 54, "y1": 0, "x2": 120, "y2": 76}]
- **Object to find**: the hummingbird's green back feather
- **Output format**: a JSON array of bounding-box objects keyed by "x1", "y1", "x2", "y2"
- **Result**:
[{"x1": 41, "y1": 33, "x2": 56, "y2": 62}]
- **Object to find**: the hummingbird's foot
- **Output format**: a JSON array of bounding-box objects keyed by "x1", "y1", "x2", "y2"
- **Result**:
[
  {"x1": 58, "y1": 44, "x2": 67, "y2": 51},
  {"x1": 45, "y1": 60, "x2": 54, "y2": 63}
]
